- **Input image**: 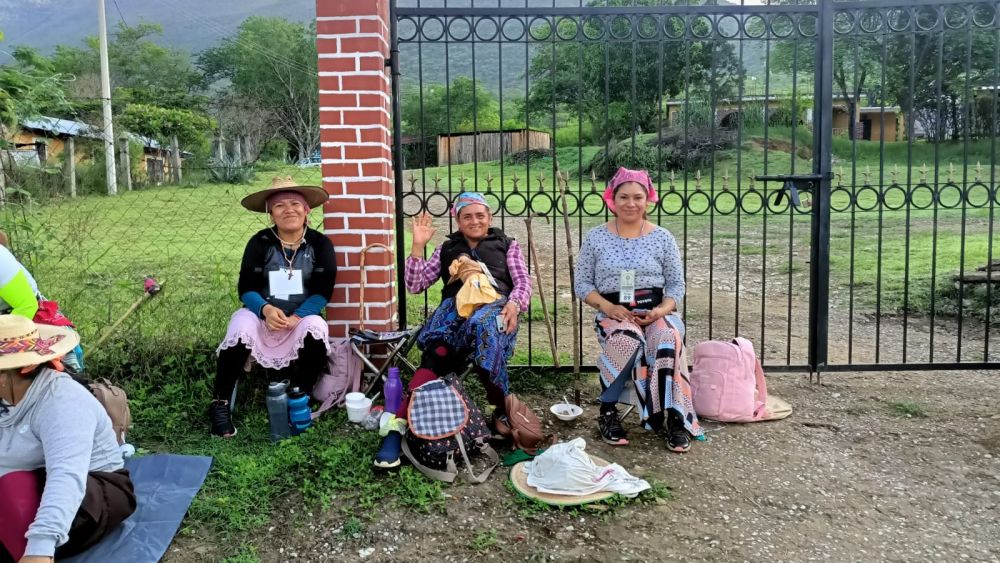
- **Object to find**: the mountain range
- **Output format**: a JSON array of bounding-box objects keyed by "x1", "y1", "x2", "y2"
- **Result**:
[{"x1": 2, "y1": 0, "x2": 779, "y2": 96}]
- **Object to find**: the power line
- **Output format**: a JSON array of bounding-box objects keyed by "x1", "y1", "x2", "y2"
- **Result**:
[
  {"x1": 111, "y1": 0, "x2": 128, "y2": 26},
  {"x1": 157, "y1": 0, "x2": 317, "y2": 78}
]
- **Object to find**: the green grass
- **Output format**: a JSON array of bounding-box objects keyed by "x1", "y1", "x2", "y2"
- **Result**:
[
  {"x1": 220, "y1": 546, "x2": 261, "y2": 563},
  {"x1": 889, "y1": 400, "x2": 928, "y2": 418},
  {"x1": 121, "y1": 356, "x2": 445, "y2": 555},
  {"x1": 468, "y1": 529, "x2": 500, "y2": 554}
]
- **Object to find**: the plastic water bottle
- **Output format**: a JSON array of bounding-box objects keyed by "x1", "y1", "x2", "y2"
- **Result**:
[
  {"x1": 287, "y1": 387, "x2": 312, "y2": 436},
  {"x1": 266, "y1": 380, "x2": 291, "y2": 442},
  {"x1": 384, "y1": 367, "x2": 403, "y2": 415}
]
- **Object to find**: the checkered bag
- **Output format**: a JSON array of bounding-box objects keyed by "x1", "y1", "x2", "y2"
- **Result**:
[{"x1": 402, "y1": 376, "x2": 498, "y2": 484}]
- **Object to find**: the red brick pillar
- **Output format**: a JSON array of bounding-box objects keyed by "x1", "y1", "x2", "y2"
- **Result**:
[{"x1": 316, "y1": 0, "x2": 397, "y2": 337}]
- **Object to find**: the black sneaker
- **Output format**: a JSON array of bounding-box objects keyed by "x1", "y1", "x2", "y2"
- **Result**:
[
  {"x1": 662, "y1": 413, "x2": 691, "y2": 453},
  {"x1": 208, "y1": 400, "x2": 237, "y2": 438},
  {"x1": 664, "y1": 427, "x2": 690, "y2": 452},
  {"x1": 597, "y1": 409, "x2": 629, "y2": 446}
]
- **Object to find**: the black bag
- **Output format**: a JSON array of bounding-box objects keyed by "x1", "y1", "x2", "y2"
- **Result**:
[
  {"x1": 600, "y1": 287, "x2": 664, "y2": 311},
  {"x1": 401, "y1": 376, "x2": 499, "y2": 483}
]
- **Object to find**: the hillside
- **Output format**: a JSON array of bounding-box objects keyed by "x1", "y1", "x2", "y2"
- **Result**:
[{"x1": 3, "y1": 0, "x2": 788, "y2": 96}]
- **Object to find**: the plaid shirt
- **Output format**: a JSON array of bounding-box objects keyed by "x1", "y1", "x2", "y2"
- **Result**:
[{"x1": 405, "y1": 240, "x2": 531, "y2": 313}]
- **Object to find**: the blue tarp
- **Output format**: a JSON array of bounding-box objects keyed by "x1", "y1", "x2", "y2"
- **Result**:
[{"x1": 63, "y1": 454, "x2": 213, "y2": 563}]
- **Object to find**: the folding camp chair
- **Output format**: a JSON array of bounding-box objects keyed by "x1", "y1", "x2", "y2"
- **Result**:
[{"x1": 350, "y1": 243, "x2": 420, "y2": 396}]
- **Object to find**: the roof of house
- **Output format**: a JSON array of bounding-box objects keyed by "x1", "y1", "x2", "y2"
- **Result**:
[
  {"x1": 20, "y1": 116, "x2": 187, "y2": 154},
  {"x1": 859, "y1": 106, "x2": 902, "y2": 113},
  {"x1": 20, "y1": 116, "x2": 103, "y2": 140},
  {"x1": 437, "y1": 128, "x2": 551, "y2": 138}
]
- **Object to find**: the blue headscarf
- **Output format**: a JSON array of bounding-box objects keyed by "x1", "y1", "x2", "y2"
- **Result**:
[{"x1": 451, "y1": 192, "x2": 490, "y2": 217}]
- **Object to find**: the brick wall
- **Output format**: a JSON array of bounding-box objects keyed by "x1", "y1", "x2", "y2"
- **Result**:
[{"x1": 316, "y1": 0, "x2": 397, "y2": 337}]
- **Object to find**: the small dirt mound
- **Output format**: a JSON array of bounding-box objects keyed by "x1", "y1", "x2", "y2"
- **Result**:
[{"x1": 751, "y1": 136, "x2": 813, "y2": 160}]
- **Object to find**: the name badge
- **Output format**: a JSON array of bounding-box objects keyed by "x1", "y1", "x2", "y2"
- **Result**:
[
  {"x1": 618, "y1": 269, "x2": 636, "y2": 304},
  {"x1": 269, "y1": 268, "x2": 304, "y2": 300}
]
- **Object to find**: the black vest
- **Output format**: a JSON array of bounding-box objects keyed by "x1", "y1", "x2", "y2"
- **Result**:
[{"x1": 439, "y1": 228, "x2": 514, "y2": 301}]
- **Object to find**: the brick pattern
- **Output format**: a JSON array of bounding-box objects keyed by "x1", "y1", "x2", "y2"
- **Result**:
[{"x1": 316, "y1": 0, "x2": 397, "y2": 336}]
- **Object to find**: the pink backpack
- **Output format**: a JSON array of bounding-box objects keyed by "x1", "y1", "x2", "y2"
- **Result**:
[
  {"x1": 691, "y1": 337, "x2": 769, "y2": 422},
  {"x1": 310, "y1": 338, "x2": 362, "y2": 420}
]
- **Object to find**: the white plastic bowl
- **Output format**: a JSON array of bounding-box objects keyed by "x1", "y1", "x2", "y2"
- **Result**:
[
  {"x1": 550, "y1": 403, "x2": 583, "y2": 421},
  {"x1": 346, "y1": 396, "x2": 373, "y2": 423}
]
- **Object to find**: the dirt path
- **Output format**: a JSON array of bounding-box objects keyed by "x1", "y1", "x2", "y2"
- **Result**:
[{"x1": 211, "y1": 367, "x2": 999, "y2": 563}]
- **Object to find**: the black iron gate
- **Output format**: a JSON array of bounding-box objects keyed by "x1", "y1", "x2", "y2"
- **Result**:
[{"x1": 389, "y1": 0, "x2": 1000, "y2": 374}]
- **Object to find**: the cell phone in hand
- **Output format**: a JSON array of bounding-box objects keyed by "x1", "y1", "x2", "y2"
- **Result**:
[
  {"x1": 632, "y1": 308, "x2": 650, "y2": 315},
  {"x1": 496, "y1": 314, "x2": 506, "y2": 332}
]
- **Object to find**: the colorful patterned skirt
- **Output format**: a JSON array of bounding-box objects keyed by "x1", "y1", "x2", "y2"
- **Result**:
[
  {"x1": 594, "y1": 313, "x2": 702, "y2": 436},
  {"x1": 417, "y1": 297, "x2": 517, "y2": 395}
]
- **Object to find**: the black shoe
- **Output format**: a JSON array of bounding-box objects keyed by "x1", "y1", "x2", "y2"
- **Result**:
[
  {"x1": 663, "y1": 412, "x2": 690, "y2": 453},
  {"x1": 597, "y1": 409, "x2": 629, "y2": 446},
  {"x1": 208, "y1": 400, "x2": 237, "y2": 437}
]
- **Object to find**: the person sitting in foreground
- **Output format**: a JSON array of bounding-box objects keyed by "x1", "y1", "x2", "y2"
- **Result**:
[
  {"x1": 374, "y1": 192, "x2": 532, "y2": 468},
  {"x1": 208, "y1": 176, "x2": 337, "y2": 437},
  {"x1": 0, "y1": 316, "x2": 135, "y2": 563},
  {"x1": 574, "y1": 167, "x2": 702, "y2": 453}
]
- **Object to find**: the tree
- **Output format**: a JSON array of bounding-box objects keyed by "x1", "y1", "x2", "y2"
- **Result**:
[
  {"x1": 770, "y1": 13, "x2": 883, "y2": 141},
  {"x1": 212, "y1": 94, "x2": 280, "y2": 163},
  {"x1": 885, "y1": 29, "x2": 998, "y2": 141},
  {"x1": 118, "y1": 103, "x2": 212, "y2": 148},
  {"x1": 525, "y1": 2, "x2": 742, "y2": 142},
  {"x1": 0, "y1": 45, "x2": 74, "y2": 139},
  {"x1": 48, "y1": 22, "x2": 206, "y2": 115},
  {"x1": 199, "y1": 17, "x2": 319, "y2": 161},
  {"x1": 401, "y1": 76, "x2": 501, "y2": 137}
]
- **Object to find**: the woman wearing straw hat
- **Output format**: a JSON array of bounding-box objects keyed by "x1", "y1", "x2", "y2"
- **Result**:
[
  {"x1": 208, "y1": 176, "x2": 337, "y2": 437},
  {"x1": 373, "y1": 192, "x2": 532, "y2": 468},
  {"x1": 574, "y1": 167, "x2": 702, "y2": 453},
  {"x1": 0, "y1": 315, "x2": 136, "y2": 563},
  {"x1": 0, "y1": 241, "x2": 85, "y2": 374}
]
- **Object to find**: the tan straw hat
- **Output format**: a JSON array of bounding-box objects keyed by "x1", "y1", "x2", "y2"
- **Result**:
[
  {"x1": 0, "y1": 315, "x2": 79, "y2": 370},
  {"x1": 240, "y1": 176, "x2": 328, "y2": 213}
]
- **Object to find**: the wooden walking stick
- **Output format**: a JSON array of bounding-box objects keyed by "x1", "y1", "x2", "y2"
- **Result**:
[
  {"x1": 87, "y1": 277, "x2": 162, "y2": 356},
  {"x1": 556, "y1": 170, "x2": 582, "y2": 406},
  {"x1": 524, "y1": 214, "x2": 559, "y2": 369}
]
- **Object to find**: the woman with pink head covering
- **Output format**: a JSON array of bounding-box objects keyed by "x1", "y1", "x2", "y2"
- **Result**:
[
  {"x1": 207, "y1": 177, "x2": 337, "y2": 437},
  {"x1": 573, "y1": 167, "x2": 702, "y2": 453}
]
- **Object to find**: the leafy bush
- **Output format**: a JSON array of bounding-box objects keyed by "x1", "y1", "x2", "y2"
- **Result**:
[
  {"x1": 588, "y1": 129, "x2": 736, "y2": 179},
  {"x1": 3, "y1": 163, "x2": 61, "y2": 200},
  {"x1": 505, "y1": 148, "x2": 553, "y2": 165},
  {"x1": 587, "y1": 138, "x2": 660, "y2": 180},
  {"x1": 208, "y1": 156, "x2": 256, "y2": 184}
]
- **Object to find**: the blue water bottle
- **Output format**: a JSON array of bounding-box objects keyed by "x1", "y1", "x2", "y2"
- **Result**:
[
  {"x1": 266, "y1": 380, "x2": 291, "y2": 443},
  {"x1": 384, "y1": 367, "x2": 403, "y2": 415},
  {"x1": 287, "y1": 387, "x2": 312, "y2": 436}
]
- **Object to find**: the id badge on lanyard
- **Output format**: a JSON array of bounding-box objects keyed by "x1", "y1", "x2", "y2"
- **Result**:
[
  {"x1": 618, "y1": 269, "x2": 636, "y2": 304},
  {"x1": 269, "y1": 268, "x2": 304, "y2": 300}
]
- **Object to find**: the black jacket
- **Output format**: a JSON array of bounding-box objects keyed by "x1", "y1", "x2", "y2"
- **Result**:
[
  {"x1": 438, "y1": 228, "x2": 513, "y2": 301},
  {"x1": 237, "y1": 227, "x2": 337, "y2": 315}
]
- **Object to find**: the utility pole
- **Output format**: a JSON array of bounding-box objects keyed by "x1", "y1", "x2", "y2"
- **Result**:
[{"x1": 98, "y1": 0, "x2": 117, "y2": 195}]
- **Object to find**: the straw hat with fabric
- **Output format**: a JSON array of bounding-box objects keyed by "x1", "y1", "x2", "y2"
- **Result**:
[
  {"x1": 241, "y1": 176, "x2": 328, "y2": 213},
  {"x1": 0, "y1": 315, "x2": 79, "y2": 370},
  {"x1": 509, "y1": 453, "x2": 615, "y2": 506}
]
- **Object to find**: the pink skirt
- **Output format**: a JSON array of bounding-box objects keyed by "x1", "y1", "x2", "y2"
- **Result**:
[{"x1": 217, "y1": 308, "x2": 330, "y2": 370}]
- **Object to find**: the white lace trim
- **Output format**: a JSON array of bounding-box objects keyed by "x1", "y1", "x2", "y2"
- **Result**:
[{"x1": 216, "y1": 323, "x2": 331, "y2": 370}]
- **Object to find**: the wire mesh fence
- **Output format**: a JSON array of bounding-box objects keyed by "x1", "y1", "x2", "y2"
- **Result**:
[{"x1": 0, "y1": 156, "x2": 327, "y2": 369}]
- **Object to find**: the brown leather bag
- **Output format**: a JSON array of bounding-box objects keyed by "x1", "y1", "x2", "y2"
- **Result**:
[
  {"x1": 494, "y1": 394, "x2": 552, "y2": 455},
  {"x1": 88, "y1": 379, "x2": 132, "y2": 446}
]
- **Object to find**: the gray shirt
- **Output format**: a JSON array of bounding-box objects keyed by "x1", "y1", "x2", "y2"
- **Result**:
[
  {"x1": 0, "y1": 369, "x2": 123, "y2": 557},
  {"x1": 574, "y1": 223, "x2": 685, "y2": 306}
]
